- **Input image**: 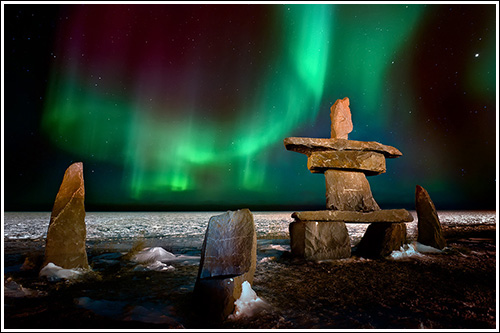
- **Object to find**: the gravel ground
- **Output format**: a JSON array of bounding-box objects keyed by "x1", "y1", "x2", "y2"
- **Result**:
[{"x1": 3, "y1": 223, "x2": 497, "y2": 330}]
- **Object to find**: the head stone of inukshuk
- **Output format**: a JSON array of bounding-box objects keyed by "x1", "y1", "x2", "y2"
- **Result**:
[{"x1": 330, "y1": 97, "x2": 353, "y2": 139}]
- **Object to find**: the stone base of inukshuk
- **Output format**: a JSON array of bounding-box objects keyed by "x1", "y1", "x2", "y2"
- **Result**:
[
  {"x1": 284, "y1": 97, "x2": 413, "y2": 260},
  {"x1": 194, "y1": 209, "x2": 257, "y2": 320}
]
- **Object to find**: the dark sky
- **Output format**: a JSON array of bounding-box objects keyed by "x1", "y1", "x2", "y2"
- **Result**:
[{"x1": 2, "y1": 2, "x2": 498, "y2": 211}]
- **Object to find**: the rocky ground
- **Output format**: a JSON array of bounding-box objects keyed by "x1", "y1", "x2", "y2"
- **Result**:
[{"x1": 3, "y1": 223, "x2": 497, "y2": 330}]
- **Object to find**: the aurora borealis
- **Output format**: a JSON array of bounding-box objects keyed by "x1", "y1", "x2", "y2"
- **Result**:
[{"x1": 3, "y1": 3, "x2": 497, "y2": 211}]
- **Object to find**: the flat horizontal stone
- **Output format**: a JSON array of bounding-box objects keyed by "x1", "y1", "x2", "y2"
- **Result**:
[
  {"x1": 308, "y1": 151, "x2": 386, "y2": 175},
  {"x1": 284, "y1": 137, "x2": 402, "y2": 158},
  {"x1": 292, "y1": 209, "x2": 414, "y2": 223}
]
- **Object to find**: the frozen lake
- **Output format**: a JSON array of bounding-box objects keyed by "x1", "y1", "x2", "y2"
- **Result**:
[{"x1": 3, "y1": 210, "x2": 497, "y2": 247}]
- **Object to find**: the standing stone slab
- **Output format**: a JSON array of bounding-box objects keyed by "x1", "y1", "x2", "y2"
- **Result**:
[
  {"x1": 325, "y1": 169, "x2": 380, "y2": 212},
  {"x1": 289, "y1": 221, "x2": 351, "y2": 260},
  {"x1": 355, "y1": 222, "x2": 407, "y2": 258},
  {"x1": 43, "y1": 162, "x2": 89, "y2": 270},
  {"x1": 416, "y1": 185, "x2": 446, "y2": 249},
  {"x1": 330, "y1": 97, "x2": 353, "y2": 139},
  {"x1": 307, "y1": 150, "x2": 386, "y2": 175},
  {"x1": 194, "y1": 209, "x2": 257, "y2": 320}
]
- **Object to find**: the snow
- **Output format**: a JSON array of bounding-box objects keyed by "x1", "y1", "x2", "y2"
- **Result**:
[
  {"x1": 389, "y1": 241, "x2": 443, "y2": 260},
  {"x1": 132, "y1": 247, "x2": 176, "y2": 263},
  {"x1": 131, "y1": 247, "x2": 177, "y2": 271},
  {"x1": 39, "y1": 263, "x2": 86, "y2": 281},
  {"x1": 228, "y1": 281, "x2": 269, "y2": 320},
  {"x1": 134, "y1": 261, "x2": 175, "y2": 272}
]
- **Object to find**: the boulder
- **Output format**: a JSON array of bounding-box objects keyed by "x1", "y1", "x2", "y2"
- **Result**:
[
  {"x1": 325, "y1": 169, "x2": 380, "y2": 211},
  {"x1": 194, "y1": 209, "x2": 257, "y2": 320},
  {"x1": 355, "y1": 222, "x2": 407, "y2": 258},
  {"x1": 283, "y1": 137, "x2": 402, "y2": 158},
  {"x1": 330, "y1": 97, "x2": 353, "y2": 139},
  {"x1": 43, "y1": 162, "x2": 89, "y2": 270},
  {"x1": 308, "y1": 150, "x2": 386, "y2": 175},
  {"x1": 415, "y1": 185, "x2": 446, "y2": 250},
  {"x1": 289, "y1": 221, "x2": 351, "y2": 260},
  {"x1": 292, "y1": 209, "x2": 414, "y2": 223}
]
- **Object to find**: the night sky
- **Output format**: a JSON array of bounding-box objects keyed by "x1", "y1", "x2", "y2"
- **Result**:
[{"x1": 2, "y1": 3, "x2": 498, "y2": 211}]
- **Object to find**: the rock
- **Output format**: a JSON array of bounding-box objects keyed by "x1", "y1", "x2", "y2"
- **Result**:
[
  {"x1": 283, "y1": 137, "x2": 402, "y2": 158},
  {"x1": 330, "y1": 97, "x2": 353, "y2": 139},
  {"x1": 355, "y1": 222, "x2": 407, "y2": 258},
  {"x1": 194, "y1": 274, "x2": 248, "y2": 321},
  {"x1": 43, "y1": 162, "x2": 89, "y2": 270},
  {"x1": 415, "y1": 185, "x2": 446, "y2": 250},
  {"x1": 325, "y1": 169, "x2": 380, "y2": 211},
  {"x1": 289, "y1": 221, "x2": 351, "y2": 260},
  {"x1": 292, "y1": 209, "x2": 414, "y2": 223},
  {"x1": 308, "y1": 150, "x2": 386, "y2": 175},
  {"x1": 194, "y1": 209, "x2": 257, "y2": 320}
]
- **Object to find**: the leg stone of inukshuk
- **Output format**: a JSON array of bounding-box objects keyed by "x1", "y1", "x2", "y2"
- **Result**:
[
  {"x1": 43, "y1": 162, "x2": 89, "y2": 270},
  {"x1": 289, "y1": 220, "x2": 351, "y2": 260},
  {"x1": 355, "y1": 222, "x2": 407, "y2": 259},
  {"x1": 194, "y1": 209, "x2": 257, "y2": 320},
  {"x1": 325, "y1": 169, "x2": 380, "y2": 212}
]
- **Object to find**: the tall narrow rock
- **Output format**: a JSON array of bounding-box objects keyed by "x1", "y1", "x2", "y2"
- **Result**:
[
  {"x1": 330, "y1": 97, "x2": 353, "y2": 139},
  {"x1": 194, "y1": 209, "x2": 257, "y2": 320},
  {"x1": 415, "y1": 185, "x2": 446, "y2": 250},
  {"x1": 43, "y1": 162, "x2": 89, "y2": 270}
]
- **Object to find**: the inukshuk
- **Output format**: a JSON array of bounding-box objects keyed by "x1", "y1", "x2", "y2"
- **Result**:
[{"x1": 284, "y1": 97, "x2": 413, "y2": 260}]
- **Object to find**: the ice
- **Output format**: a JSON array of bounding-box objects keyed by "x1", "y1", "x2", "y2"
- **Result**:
[
  {"x1": 39, "y1": 263, "x2": 86, "y2": 281},
  {"x1": 228, "y1": 281, "x2": 270, "y2": 320},
  {"x1": 76, "y1": 297, "x2": 128, "y2": 318},
  {"x1": 416, "y1": 242, "x2": 443, "y2": 253},
  {"x1": 76, "y1": 297, "x2": 179, "y2": 325}
]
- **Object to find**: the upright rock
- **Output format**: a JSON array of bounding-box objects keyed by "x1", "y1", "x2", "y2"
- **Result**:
[
  {"x1": 194, "y1": 209, "x2": 257, "y2": 320},
  {"x1": 43, "y1": 162, "x2": 89, "y2": 270},
  {"x1": 415, "y1": 185, "x2": 446, "y2": 250},
  {"x1": 330, "y1": 97, "x2": 353, "y2": 139},
  {"x1": 355, "y1": 222, "x2": 407, "y2": 258}
]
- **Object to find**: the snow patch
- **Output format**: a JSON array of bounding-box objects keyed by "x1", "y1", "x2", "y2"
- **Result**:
[
  {"x1": 228, "y1": 281, "x2": 270, "y2": 320},
  {"x1": 389, "y1": 242, "x2": 443, "y2": 260},
  {"x1": 134, "y1": 261, "x2": 175, "y2": 272},
  {"x1": 259, "y1": 256, "x2": 276, "y2": 263},
  {"x1": 261, "y1": 244, "x2": 289, "y2": 251},
  {"x1": 39, "y1": 263, "x2": 86, "y2": 281},
  {"x1": 132, "y1": 247, "x2": 176, "y2": 263}
]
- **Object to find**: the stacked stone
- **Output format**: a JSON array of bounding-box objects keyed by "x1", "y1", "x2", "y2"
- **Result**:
[{"x1": 284, "y1": 97, "x2": 413, "y2": 260}]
